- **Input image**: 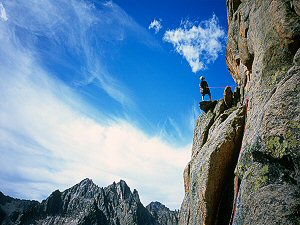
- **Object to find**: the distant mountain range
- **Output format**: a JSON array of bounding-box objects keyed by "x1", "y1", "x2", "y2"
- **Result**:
[{"x1": 0, "y1": 179, "x2": 178, "y2": 225}]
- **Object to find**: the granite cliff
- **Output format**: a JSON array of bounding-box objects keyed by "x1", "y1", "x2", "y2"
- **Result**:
[
  {"x1": 179, "y1": 0, "x2": 300, "y2": 224},
  {"x1": 0, "y1": 179, "x2": 178, "y2": 225}
]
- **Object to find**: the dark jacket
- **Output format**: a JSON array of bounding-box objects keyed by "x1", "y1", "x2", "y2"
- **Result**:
[{"x1": 200, "y1": 80, "x2": 210, "y2": 95}]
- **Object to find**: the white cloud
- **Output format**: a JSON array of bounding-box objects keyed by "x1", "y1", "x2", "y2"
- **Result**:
[
  {"x1": 149, "y1": 19, "x2": 163, "y2": 34},
  {"x1": 0, "y1": 2, "x2": 8, "y2": 21},
  {"x1": 163, "y1": 14, "x2": 225, "y2": 73},
  {"x1": 0, "y1": 63, "x2": 190, "y2": 208},
  {"x1": 0, "y1": 0, "x2": 157, "y2": 109},
  {"x1": 0, "y1": 0, "x2": 190, "y2": 209}
]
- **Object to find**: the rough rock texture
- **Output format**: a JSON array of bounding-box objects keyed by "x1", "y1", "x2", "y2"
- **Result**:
[
  {"x1": 180, "y1": 98, "x2": 245, "y2": 225},
  {"x1": 146, "y1": 202, "x2": 178, "y2": 225},
  {"x1": 0, "y1": 179, "x2": 177, "y2": 225},
  {"x1": 226, "y1": 0, "x2": 300, "y2": 224},
  {"x1": 180, "y1": 1, "x2": 299, "y2": 223}
]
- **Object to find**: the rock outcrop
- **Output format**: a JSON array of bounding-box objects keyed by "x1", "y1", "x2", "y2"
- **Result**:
[
  {"x1": 180, "y1": 0, "x2": 300, "y2": 224},
  {"x1": 180, "y1": 97, "x2": 245, "y2": 225},
  {"x1": 0, "y1": 179, "x2": 178, "y2": 225},
  {"x1": 199, "y1": 101, "x2": 218, "y2": 113}
]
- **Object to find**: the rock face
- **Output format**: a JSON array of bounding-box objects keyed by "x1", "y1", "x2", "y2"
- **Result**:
[
  {"x1": 0, "y1": 179, "x2": 178, "y2": 225},
  {"x1": 146, "y1": 202, "x2": 178, "y2": 225},
  {"x1": 180, "y1": 97, "x2": 245, "y2": 225},
  {"x1": 180, "y1": 0, "x2": 300, "y2": 224},
  {"x1": 227, "y1": 0, "x2": 300, "y2": 224}
]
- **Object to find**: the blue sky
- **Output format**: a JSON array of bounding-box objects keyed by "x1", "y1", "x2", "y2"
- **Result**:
[{"x1": 0, "y1": 0, "x2": 235, "y2": 209}]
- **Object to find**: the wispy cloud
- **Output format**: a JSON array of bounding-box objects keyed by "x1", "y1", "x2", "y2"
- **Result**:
[
  {"x1": 1, "y1": 0, "x2": 156, "y2": 108},
  {"x1": 0, "y1": 2, "x2": 7, "y2": 21},
  {"x1": 0, "y1": 0, "x2": 189, "y2": 209},
  {"x1": 149, "y1": 19, "x2": 163, "y2": 34},
  {"x1": 163, "y1": 14, "x2": 225, "y2": 73},
  {"x1": 0, "y1": 63, "x2": 190, "y2": 208}
]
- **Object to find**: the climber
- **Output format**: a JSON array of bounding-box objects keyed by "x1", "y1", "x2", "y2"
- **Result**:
[{"x1": 199, "y1": 76, "x2": 212, "y2": 101}]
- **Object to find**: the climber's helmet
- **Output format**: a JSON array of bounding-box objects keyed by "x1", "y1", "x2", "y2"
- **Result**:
[{"x1": 200, "y1": 76, "x2": 205, "y2": 80}]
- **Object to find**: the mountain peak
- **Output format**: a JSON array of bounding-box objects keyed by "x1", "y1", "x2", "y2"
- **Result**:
[
  {"x1": 146, "y1": 201, "x2": 179, "y2": 225},
  {"x1": 0, "y1": 180, "x2": 178, "y2": 225},
  {"x1": 147, "y1": 201, "x2": 168, "y2": 211},
  {"x1": 118, "y1": 179, "x2": 127, "y2": 186},
  {"x1": 79, "y1": 178, "x2": 95, "y2": 186}
]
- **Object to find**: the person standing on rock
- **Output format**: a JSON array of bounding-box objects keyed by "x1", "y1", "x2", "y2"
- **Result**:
[{"x1": 200, "y1": 76, "x2": 212, "y2": 101}]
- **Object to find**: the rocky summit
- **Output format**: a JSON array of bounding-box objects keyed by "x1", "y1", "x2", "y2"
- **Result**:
[
  {"x1": 180, "y1": 0, "x2": 300, "y2": 224},
  {"x1": 0, "y1": 179, "x2": 178, "y2": 225},
  {"x1": 146, "y1": 202, "x2": 178, "y2": 225}
]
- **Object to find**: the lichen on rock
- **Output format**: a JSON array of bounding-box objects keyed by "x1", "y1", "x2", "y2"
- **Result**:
[
  {"x1": 226, "y1": 0, "x2": 300, "y2": 224},
  {"x1": 180, "y1": 0, "x2": 300, "y2": 224}
]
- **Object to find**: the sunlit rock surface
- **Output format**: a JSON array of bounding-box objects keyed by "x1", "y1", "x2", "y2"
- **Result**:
[{"x1": 180, "y1": 0, "x2": 300, "y2": 224}]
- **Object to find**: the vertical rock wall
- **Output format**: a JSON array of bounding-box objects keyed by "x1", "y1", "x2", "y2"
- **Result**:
[
  {"x1": 227, "y1": 0, "x2": 300, "y2": 224},
  {"x1": 179, "y1": 100, "x2": 245, "y2": 225},
  {"x1": 180, "y1": 0, "x2": 300, "y2": 224}
]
